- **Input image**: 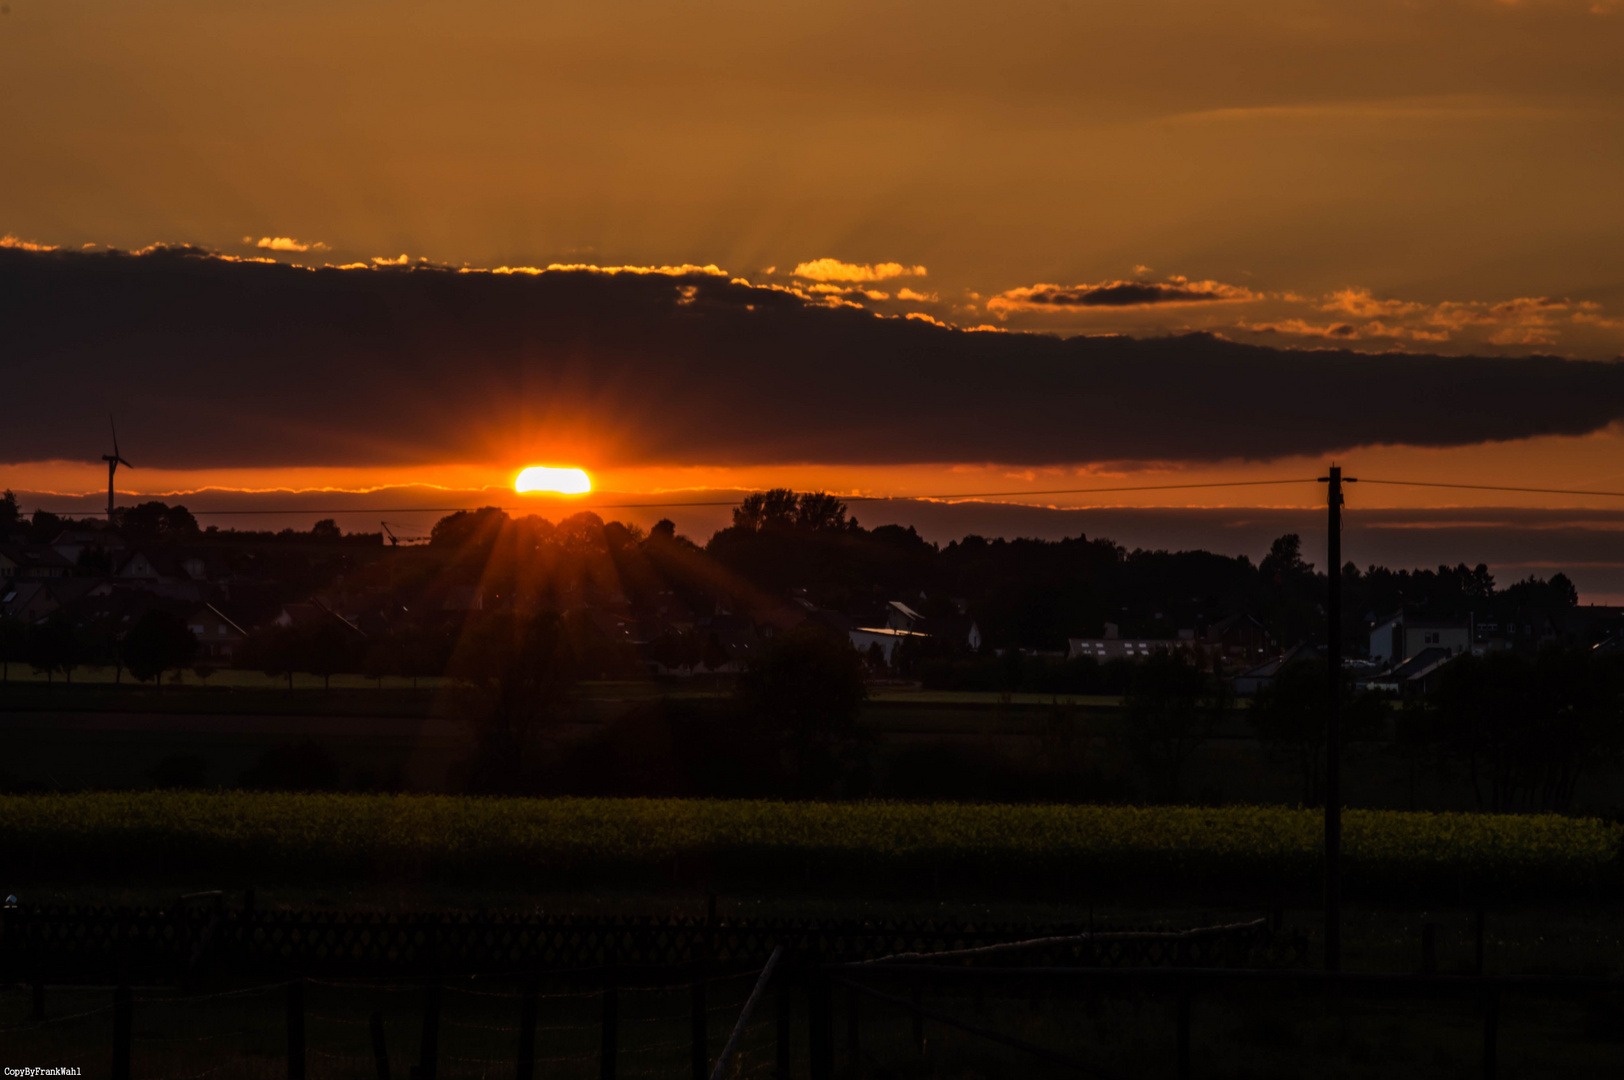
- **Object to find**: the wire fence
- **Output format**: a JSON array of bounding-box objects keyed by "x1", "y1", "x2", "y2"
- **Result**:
[
  {"x1": 8, "y1": 959, "x2": 1624, "y2": 1080},
  {"x1": 8, "y1": 909, "x2": 1620, "y2": 1078}
]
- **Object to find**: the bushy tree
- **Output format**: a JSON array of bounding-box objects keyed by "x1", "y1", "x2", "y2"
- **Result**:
[
  {"x1": 1123, "y1": 650, "x2": 1228, "y2": 802},
  {"x1": 115, "y1": 501, "x2": 199, "y2": 543},
  {"x1": 737, "y1": 625, "x2": 868, "y2": 796},
  {"x1": 121, "y1": 609, "x2": 198, "y2": 689},
  {"x1": 1402, "y1": 647, "x2": 1624, "y2": 812},
  {"x1": 26, "y1": 619, "x2": 82, "y2": 686},
  {"x1": 0, "y1": 616, "x2": 27, "y2": 684},
  {"x1": 449, "y1": 610, "x2": 579, "y2": 792},
  {"x1": 1247, "y1": 659, "x2": 1386, "y2": 805}
]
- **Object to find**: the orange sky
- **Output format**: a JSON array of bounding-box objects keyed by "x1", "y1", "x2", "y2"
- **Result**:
[
  {"x1": 4, "y1": 0, "x2": 1624, "y2": 552},
  {"x1": 16, "y1": 426, "x2": 1624, "y2": 513}
]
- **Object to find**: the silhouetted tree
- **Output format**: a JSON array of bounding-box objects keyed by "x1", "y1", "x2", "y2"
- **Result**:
[
  {"x1": 27, "y1": 509, "x2": 62, "y2": 544},
  {"x1": 115, "y1": 501, "x2": 199, "y2": 543},
  {"x1": 732, "y1": 489, "x2": 800, "y2": 532},
  {"x1": 1247, "y1": 659, "x2": 1385, "y2": 805},
  {"x1": 450, "y1": 610, "x2": 580, "y2": 792},
  {"x1": 300, "y1": 621, "x2": 354, "y2": 691},
  {"x1": 1122, "y1": 650, "x2": 1226, "y2": 802},
  {"x1": 0, "y1": 616, "x2": 26, "y2": 684},
  {"x1": 121, "y1": 609, "x2": 198, "y2": 689},
  {"x1": 737, "y1": 625, "x2": 868, "y2": 796},
  {"x1": 243, "y1": 626, "x2": 299, "y2": 690},
  {"x1": 1402, "y1": 647, "x2": 1624, "y2": 812},
  {"x1": 794, "y1": 491, "x2": 848, "y2": 532},
  {"x1": 429, "y1": 506, "x2": 510, "y2": 548},
  {"x1": 26, "y1": 619, "x2": 81, "y2": 686}
]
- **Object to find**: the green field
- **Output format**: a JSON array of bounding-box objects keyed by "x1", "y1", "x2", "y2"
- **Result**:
[{"x1": 0, "y1": 793, "x2": 1615, "y2": 901}]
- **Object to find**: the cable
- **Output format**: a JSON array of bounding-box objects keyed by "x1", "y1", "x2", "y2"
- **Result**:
[
  {"x1": 24, "y1": 478, "x2": 1318, "y2": 518},
  {"x1": 1358, "y1": 478, "x2": 1624, "y2": 499}
]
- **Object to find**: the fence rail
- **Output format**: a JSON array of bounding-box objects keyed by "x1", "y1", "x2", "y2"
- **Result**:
[{"x1": 0, "y1": 904, "x2": 1290, "y2": 980}]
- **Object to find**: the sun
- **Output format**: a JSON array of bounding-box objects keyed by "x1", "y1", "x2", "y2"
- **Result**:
[{"x1": 514, "y1": 466, "x2": 593, "y2": 495}]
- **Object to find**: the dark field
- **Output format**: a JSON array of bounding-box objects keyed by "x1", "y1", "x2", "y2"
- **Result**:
[{"x1": 4, "y1": 679, "x2": 1624, "y2": 815}]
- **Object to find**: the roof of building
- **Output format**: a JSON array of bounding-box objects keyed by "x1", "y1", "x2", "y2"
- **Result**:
[
  {"x1": 887, "y1": 601, "x2": 925, "y2": 622},
  {"x1": 1383, "y1": 646, "x2": 1456, "y2": 683},
  {"x1": 51, "y1": 529, "x2": 126, "y2": 547},
  {"x1": 0, "y1": 544, "x2": 75, "y2": 570}
]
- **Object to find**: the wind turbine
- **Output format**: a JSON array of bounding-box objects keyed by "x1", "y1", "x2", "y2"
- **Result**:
[{"x1": 101, "y1": 418, "x2": 132, "y2": 518}]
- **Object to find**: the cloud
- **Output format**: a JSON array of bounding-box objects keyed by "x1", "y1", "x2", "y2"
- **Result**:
[
  {"x1": 491, "y1": 262, "x2": 729, "y2": 277},
  {"x1": 250, "y1": 236, "x2": 328, "y2": 253},
  {"x1": 1213, "y1": 288, "x2": 1620, "y2": 352},
  {"x1": 791, "y1": 258, "x2": 927, "y2": 282},
  {"x1": 4, "y1": 244, "x2": 1624, "y2": 472},
  {"x1": 1320, "y1": 288, "x2": 1426, "y2": 319},
  {"x1": 987, "y1": 276, "x2": 1261, "y2": 314},
  {"x1": 1, "y1": 235, "x2": 58, "y2": 252}
]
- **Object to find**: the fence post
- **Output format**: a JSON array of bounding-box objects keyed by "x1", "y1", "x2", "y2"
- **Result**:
[
  {"x1": 776, "y1": 974, "x2": 792, "y2": 1080},
  {"x1": 287, "y1": 977, "x2": 307, "y2": 1080},
  {"x1": 371, "y1": 1011, "x2": 392, "y2": 1080},
  {"x1": 1421, "y1": 923, "x2": 1437, "y2": 976},
  {"x1": 516, "y1": 975, "x2": 538, "y2": 1080},
  {"x1": 911, "y1": 979, "x2": 925, "y2": 1057},
  {"x1": 111, "y1": 984, "x2": 132, "y2": 1080},
  {"x1": 419, "y1": 980, "x2": 441, "y2": 1080},
  {"x1": 1482, "y1": 988, "x2": 1499, "y2": 1080},
  {"x1": 600, "y1": 968, "x2": 619, "y2": 1080},
  {"x1": 808, "y1": 971, "x2": 833, "y2": 1080},
  {"x1": 694, "y1": 891, "x2": 717, "y2": 1080},
  {"x1": 846, "y1": 981, "x2": 861, "y2": 1079},
  {"x1": 691, "y1": 974, "x2": 709, "y2": 1080},
  {"x1": 1176, "y1": 988, "x2": 1192, "y2": 1080}
]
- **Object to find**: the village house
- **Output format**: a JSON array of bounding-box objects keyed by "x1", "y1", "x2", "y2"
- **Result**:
[
  {"x1": 184, "y1": 603, "x2": 250, "y2": 662},
  {"x1": 1368, "y1": 613, "x2": 1472, "y2": 667}
]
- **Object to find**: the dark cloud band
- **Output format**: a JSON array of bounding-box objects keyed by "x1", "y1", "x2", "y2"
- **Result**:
[
  {"x1": 990, "y1": 278, "x2": 1257, "y2": 309},
  {"x1": 2, "y1": 246, "x2": 1622, "y2": 470}
]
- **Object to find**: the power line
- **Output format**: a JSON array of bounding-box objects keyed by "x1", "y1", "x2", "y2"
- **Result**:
[
  {"x1": 24, "y1": 478, "x2": 1320, "y2": 517},
  {"x1": 1358, "y1": 478, "x2": 1624, "y2": 499},
  {"x1": 32, "y1": 475, "x2": 1624, "y2": 519}
]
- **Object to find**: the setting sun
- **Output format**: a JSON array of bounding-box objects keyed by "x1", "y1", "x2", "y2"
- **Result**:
[{"x1": 514, "y1": 465, "x2": 593, "y2": 495}]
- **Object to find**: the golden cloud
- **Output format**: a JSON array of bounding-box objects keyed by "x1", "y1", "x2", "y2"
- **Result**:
[
  {"x1": 0, "y1": 235, "x2": 58, "y2": 252},
  {"x1": 484, "y1": 262, "x2": 728, "y2": 277},
  {"x1": 791, "y1": 258, "x2": 928, "y2": 282},
  {"x1": 250, "y1": 236, "x2": 328, "y2": 253},
  {"x1": 1320, "y1": 288, "x2": 1425, "y2": 319}
]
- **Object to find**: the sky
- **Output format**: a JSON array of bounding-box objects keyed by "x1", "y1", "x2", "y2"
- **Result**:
[{"x1": 3, "y1": 1, "x2": 1624, "y2": 593}]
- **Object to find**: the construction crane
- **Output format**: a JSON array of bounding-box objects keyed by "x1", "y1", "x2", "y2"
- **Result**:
[{"x1": 380, "y1": 521, "x2": 429, "y2": 547}]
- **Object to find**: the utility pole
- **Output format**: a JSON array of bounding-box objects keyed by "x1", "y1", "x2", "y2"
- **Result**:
[{"x1": 1318, "y1": 464, "x2": 1354, "y2": 971}]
